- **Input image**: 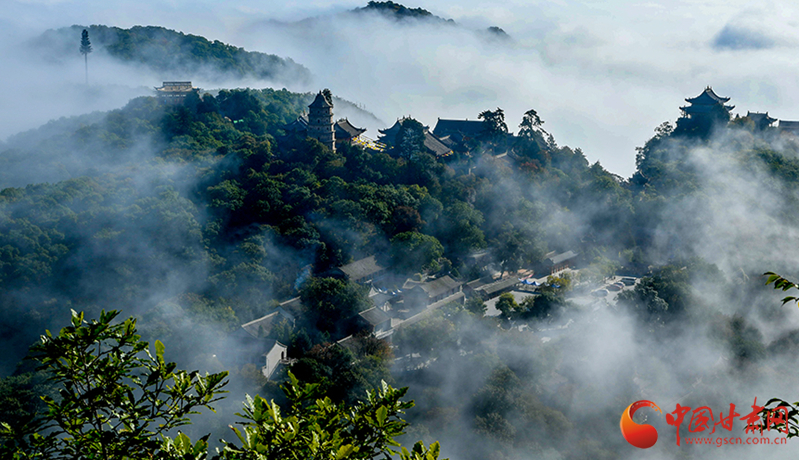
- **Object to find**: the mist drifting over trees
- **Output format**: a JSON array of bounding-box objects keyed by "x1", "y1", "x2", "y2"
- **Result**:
[{"x1": 2, "y1": 1, "x2": 799, "y2": 459}]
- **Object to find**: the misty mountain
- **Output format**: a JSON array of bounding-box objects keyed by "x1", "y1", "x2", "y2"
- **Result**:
[
  {"x1": 353, "y1": 2, "x2": 512, "y2": 41},
  {"x1": 352, "y1": 1, "x2": 456, "y2": 24},
  {"x1": 483, "y1": 26, "x2": 511, "y2": 41},
  {"x1": 30, "y1": 25, "x2": 312, "y2": 86},
  {"x1": 275, "y1": 1, "x2": 510, "y2": 43},
  {"x1": 351, "y1": 1, "x2": 512, "y2": 41}
]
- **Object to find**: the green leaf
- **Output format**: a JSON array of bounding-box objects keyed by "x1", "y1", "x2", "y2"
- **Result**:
[
  {"x1": 336, "y1": 444, "x2": 354, "y2": 459},
  {"x1": 429, "y1": 441, "x2": 440, "y2": 459},
  {"x1": 412, "y1": 441, "x2": 424, "y2": 456},
  {"x1": 155, "y1": 340, "x2": 165, "y2": 363},
  {"x1": 766, "y1": 274, "x2": 780, "y2": 285},
  {"x1": 70, "y1": 310, "x2": 83, "y2": 328},
  {"x1": 376, "y1": 406, "x2": 387, "y2": 426}
]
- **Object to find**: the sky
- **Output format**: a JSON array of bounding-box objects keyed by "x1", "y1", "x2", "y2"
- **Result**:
[{"x1": 3, "y1": 0, "x2": 799, "y2": 176}]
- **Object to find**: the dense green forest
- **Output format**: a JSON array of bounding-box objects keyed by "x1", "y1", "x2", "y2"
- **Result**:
[
  {"x1": 31, "y1": 25, "x2": 311, "y2": 85},
  {"x1": 1, "y1": 80, "x2": 799, "y2": 459}
]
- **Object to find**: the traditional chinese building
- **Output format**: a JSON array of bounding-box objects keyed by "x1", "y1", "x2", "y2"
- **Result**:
[
  {"x1": 745, "y1": 111, "x2": 777, "y2": 130},
  {"x1": 404, "y1": 275, "x2": 462, "y2": 306},
  {"x1": 779, "y1": 120, "x2": 799, "y2": 136},
  {"x1": 377, "y1": 117, "x2": 411, "y2": 144},
  {"x1": 357, "y1": 307, "x2": 392, "y2": 337},
  {"x1": 432, "y1": 118, "x2": 485, "y2": 143},
  {"x1": 240, "y1": 307, "x2": 296, "y2": 338},
  {"x1": 378, "y1": 118, "x2": 453, "y2": 158},
  {"x1": 283, "y1": 115, "x2": 309, "y2": 134},
  {"x1": 335, "y1": 118, "x2": 367, "y2": 146},
  {"x1": 676, "y1": 87, "x2": 734, "y2": 133},
  {"x1": 261, "y1": 339, "x2": 290, "y2": 379},
  {"x1": 544, "y1": 250, "x2": 579, "y2": 275},
  {"x1": 307, "y1": 91, "x2": 336, "y2": 151},
  {"x1": 283, "y1": 114, "x2": 367, "y2": 149},
  {"x1": 331, "y1": 255, "x2": 386, "y2": 284},
  {"x1": 154, "y1": 81, "x2": 197, "y2": 104}
]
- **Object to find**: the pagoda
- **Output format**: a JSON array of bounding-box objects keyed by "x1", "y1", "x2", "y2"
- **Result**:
[
  {"x1": 307, "y1": 91, "x2": 335, "y2": 151},
  {"x1": 282, "y1": 114, "x2": 367, "y2": 148},
  {"x1": 676, "y1": 87, "x2": 734, "y2": 133}
]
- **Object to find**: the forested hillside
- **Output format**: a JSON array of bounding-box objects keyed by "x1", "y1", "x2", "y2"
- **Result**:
[
  {"x1": 31, "y1": 25, "x2": 311, "y2": 85},
  {"x1": 1, "y1": 82, "x2": 799, "y2": 459}
]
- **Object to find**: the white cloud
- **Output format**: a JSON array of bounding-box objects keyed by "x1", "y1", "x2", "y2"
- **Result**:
[{"x1": 3, "y1": 0, "x2": 799, "y2": 176}]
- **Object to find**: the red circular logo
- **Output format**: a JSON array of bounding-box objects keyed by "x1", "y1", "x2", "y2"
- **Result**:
[{"x1": 620, "y1": 400, "x2": 662, "y2": 449}]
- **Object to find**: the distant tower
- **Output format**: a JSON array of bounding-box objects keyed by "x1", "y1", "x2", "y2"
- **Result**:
[
  {"x1": 308, "y1": 91, "x2": 335, "y2": 151},
  {"x1": 676, "y1": 86, "x2": 734, "y2": 134}
]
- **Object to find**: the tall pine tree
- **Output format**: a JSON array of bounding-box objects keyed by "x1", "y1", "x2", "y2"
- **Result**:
[{"x1": 79, "y1": 29, "x2": 92, "y2": 85}]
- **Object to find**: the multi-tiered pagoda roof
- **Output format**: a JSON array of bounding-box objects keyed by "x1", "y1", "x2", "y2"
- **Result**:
[
  {"x1": 680, "y1": 87, "x2": 734, "y2": 117},
  {"x1": 309, "y1": 91, "x2": 333, "y2": 108}
]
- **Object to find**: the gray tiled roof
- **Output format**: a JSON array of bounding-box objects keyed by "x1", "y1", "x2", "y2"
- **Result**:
[
  {"x1": 747, "y1": 111, "x2": 776, "y2": 123},
  {"x1": 418, "y1": 275, "x2": 461, "y2": 298},
  {"x1": 359, "y1": 307, "x2": 391, "y2": 326},
  {"x1": 241, "y1": 307, "x2": 295, "y2": 338},
  {"x1": 283, "y1": 114, "x2": 309, "y2": 132},
  {"x1": 433, "y1": 119, "x2": 486, "y2": 137},
  {"x1": 424, "y1": 131, "x2": 453, "y2": 157},
  {"x1": 477, "y1": 277, "x2": 518, "y2": 295},
  {"x1": 548, "y1": 251, "x2": 578, "y2": 265},
  {"x1": 685, "y1": 87, "x2": 730, "y2": 104},
  {"x1": 338, "y1": 256, "x2": 384, "y2": 280},
  {"x1": 335, "y1": 119, "x2": 366, "y2": 138}
]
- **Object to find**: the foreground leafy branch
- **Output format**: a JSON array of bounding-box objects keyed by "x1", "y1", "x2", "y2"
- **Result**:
[
  {"x1": 762, "y1": 273, "x2": 799, "y2": 435},
  {"x1": 764, "y1": 272, "x2": 799, "y2": 305},
  {"x1": 0, "y1": 309, "x2": 229, "y2": 459},
  {"x1": 219, "y1": 373, "x2": 445, "y2": 460},
  {"x1": 0, "y1": 311, "x2": 447, "y2": 460},
  {"x1": 757, "y1": 398, "x2": 799, "y2": 438}
]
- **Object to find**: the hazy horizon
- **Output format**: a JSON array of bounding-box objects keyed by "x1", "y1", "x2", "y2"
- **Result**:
[{"x1": 3, "y1": 1, "x2": 799, "y2": 177}]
